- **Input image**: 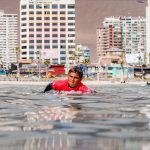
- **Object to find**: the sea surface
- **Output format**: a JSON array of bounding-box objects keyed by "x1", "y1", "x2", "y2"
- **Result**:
[{"x1": 0, "y1": 82, "x2": 150, "y2": 150}]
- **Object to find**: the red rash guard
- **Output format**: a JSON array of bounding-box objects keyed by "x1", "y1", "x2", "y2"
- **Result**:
[{"x1": 51, "y1": 80, "x2": 92, "y2": 93}]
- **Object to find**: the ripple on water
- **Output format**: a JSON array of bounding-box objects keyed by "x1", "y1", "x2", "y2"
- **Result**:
[{"x1": 0, "y1": 84, "x2": 150, "y2": 149}]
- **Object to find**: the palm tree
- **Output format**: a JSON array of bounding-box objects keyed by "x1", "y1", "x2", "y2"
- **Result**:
[
  {"x1": 82, "y1": 58, "x2": 89, "y2": 65},
  {"x1": 119, "y1": 52, "x2": 125, "y2": 83},
  {"x1": 15, "y1": 46, "x2": 20, "y2": 79},
  {"x1": 35, "y1": 51, "x2": 41, "y2": 78}
]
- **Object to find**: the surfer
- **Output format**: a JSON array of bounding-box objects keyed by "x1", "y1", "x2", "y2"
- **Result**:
[{"x1": 44, "y1": 66, "x2": 94, "y2": 93}]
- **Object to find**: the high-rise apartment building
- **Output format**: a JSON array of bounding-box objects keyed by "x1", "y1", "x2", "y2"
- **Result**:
[
  {"x1": 97, "y1": 24, "x2": 122, "y2": 57},
  {"x1": 20, "y1": 0, "x2": 75, "y2": 65},
  {"x1": 97, "y1": 16, "x2": 146, "y2": 64},
  {"x1": 0, "y1": 10, "x2": 18, "y2": 69},
  {"x1": 146, "y1": 0, "x2": 150, "y2": 64}
]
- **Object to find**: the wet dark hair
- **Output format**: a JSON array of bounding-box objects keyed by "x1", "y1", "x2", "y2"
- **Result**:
[{"x1": 68, "y1": 66, "x2": 83, "y2": 79}]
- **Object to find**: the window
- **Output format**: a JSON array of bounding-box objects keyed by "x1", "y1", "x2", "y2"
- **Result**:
[
  {"x1": 52, "y1": 17, "x2": 57, "y2": 20},
  {"x1": 68, "y1": 11, "x2": 75, "y2": 14},
  {"x1": 68, "y1": 23, "x2": 75, "y2": 26},
  {"x1": 36, "y1": 17, "x2": 42, "y2": 20},
  {"x1": 37, "y1": 45, "x2": 42, "y2": 49},
  {"x1": 45, "y1": 34, "x2": 50, "y2": 37},
  {"x1": 52, "y1": 45, "x2": 58, "y2": 48},
  {"x1": 21, "y1": 35, "x2": 26, "y2": 38},
  {"x1": 60, "y1": 40, "x2": 66, "y2": 43},
  {"x1": 29, "y1": 17, "x2": 34, "y2": 20},
  {"x1": 60, "y1": 28, "x2": 66, "y2": 31},
  {"x1": 60, "y1": 57, "x2": 66, "y2": 60},
  {"x1": 60, "y1": 23, "x2": 65, "y2": 26},
  {"x1": 52, "y1": 23, "x2": 58, "y2": 26},
  {"x1": 52, "y1": 34, "x2": 58, "y2": 37},
  {"x1": 52, "y1": 11, "x2": 58, "y2": 14},
  {"x1": 21, "y1": 5, "x2": 26, "y2": 9},
  {"x1": 60, "y1": 17, "x2": 65, "y2": 20},
  {"x1": 36, "y1": 28, "x2": 42, "y2": 31},
  {"x1": 68, "y1": 34, "x2": 75, "y2": 37},
  {"x1": 68, "y1": 28, "x2": 75, "y2": 31},
  {"x1": 22, "y1": 46, "x2": 27, "y2": 49},
  {"x1": 21, "y1": 23, "x2": 26, "y2": 26},
  {"x1": 36, "y1": 23, "x2": 42, "y2": 26},
  {"x1": 44, "y1": 45, "x2": 50, "y2": 49},
  {"x1": 22, "y1": 40, "x2": 27, "y2": 43},
  {"x1": 36, "y1": 11, "x2": 42, "y2": 14},
  {"x1": 37, "y1": 34, "x2": 42, "y2": 37},
  {"x1": 60, "y1": 4, "x2": 66, "y2": 9},
  {"x1": 52, "y1": 4, "x2": 58, "y2": 9},
  {"x1": 68, "y1": 17, "x2": 75, "y2": 20},
  {"x1": 44, "y1": 4, "x2": 50, "y2": 9},
  {"x1": 29, "y1": 11, "x2": 34, "y2": 14},
  {"x1": 60, "y1": 11, "x2": 65, "y2": 14},
  {"x1": 60, "y1": 34, "x2": 66, "y2": 37},
  {"x1": 21, "y1": 29, "x2": 26, "y2": 32},
  {"x1": 44, "y1": 28, "x2": 50, "y2": 31},
  {"x1": 29, "y1": 28, "x2": 34, "y2": 31},
  {"x1": 44, "y1": 17, "x2": 50, "y2": 20},
  {"x1": 29, "y1": 4, "x2": 34, "y2": 9},
  {"x1": 29, "y1": 23, "x2": 34, "y2": 26},
  {"x1": 29, "y1": 51, "x2": 34, "y2": 54},
  {"x1": 22, "y1": 18, "x2": 26, "y2": 21},
  {"x1": 37, "y1": 40, "x2": 42, "y2": 43},
  {"x1": 44, "y1": 23, "x2": 50, "y2": 26},
  {"x1": 36, "y1": 4, "x2": 42, "y2": 9},
  {"x1": 29, "y1": 34, "x2": 34, "y2": 37},
  {"x1": 52, "y1": 40, "x2": 58, "y2": 43},
  {"x1": 22, "y1": 52, "x2": 27, "y2": 55},
  {"x1": 60, "y1": 51, "x2": 66, "y2": 54},
  {"x1": 60, "y1": 45, "x2": 66, "y2": 48},
  {"x1": 44, "y1": 11, "x2": 50, "y2": 14},
  {"x1": 68, "y1": 40, "x2": 74, "y2": 43},
  {"x1": 68, "y1": 4, "x2": 75, "y2": 9},
  {"x1": 29, "y1": 46, "x2": 34, "y2": 49},
  {"x1": 21, "y1": 12, "x2": 26, "y2": 15},
  {"x1": 52, "y1": 28, "x2": 58, "y2": 31},
  {"x1": 29, "y1": 40, "x2": 34, "y2": 43},
  {"x1": 44, "y1": 40, "x2": 50, "y2": 43}
]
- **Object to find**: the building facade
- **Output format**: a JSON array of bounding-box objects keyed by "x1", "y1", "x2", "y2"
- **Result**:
[
  {"x1": 146, "y1": 0, "x2": 150, "y2": 64},
  {"x1": 20, "y1": 0, "x2": 75, "y2": 65},
  {"x1": 74, "y1": 44, "x2": 90, "y2": 65},
  {"x1": 97, "y1": 16, "x2": 146, "y2": 65},
  {"x1": 0, "y1": 10, "x2": 18, "y2": 69}
]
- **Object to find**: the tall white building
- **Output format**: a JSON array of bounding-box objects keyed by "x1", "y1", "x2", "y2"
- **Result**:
[
  {"x1": 146, "y1": 0, "x2": 150, "y2": 64},
  {"x1": 20, "y1": 0, "x2": 75, "y2": 65},
  {"x1": 0, "y1": 10, "x2": 18, "y2": 69},
  {"x1": 97, "y1": 16, "x2": 146, "y2": 64}
]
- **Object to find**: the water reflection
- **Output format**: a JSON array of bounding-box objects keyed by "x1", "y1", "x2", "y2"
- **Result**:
[
  {"x1": 25, "y1": 104, "x2": 81, "y2": 130},
  {"x1": 0, "y1": 84, "x2": 150, "y2": 149},
  {"x1": 1, "y1": 135, "x2": 150, "y2": 150}
]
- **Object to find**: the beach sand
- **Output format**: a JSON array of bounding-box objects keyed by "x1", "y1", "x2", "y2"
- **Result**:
[{"x1": 0, "y1": 80, "x2": 147, "y2": 86}]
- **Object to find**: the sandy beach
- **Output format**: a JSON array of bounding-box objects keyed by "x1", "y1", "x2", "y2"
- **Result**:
[{"x1": 0, "y1": 79, "x2": 147, "y2": 86}]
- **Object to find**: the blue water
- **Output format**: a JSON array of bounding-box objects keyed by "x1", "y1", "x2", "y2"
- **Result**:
[{"x1": 0, "y1": 83, "x2": 150, "y2": 150}]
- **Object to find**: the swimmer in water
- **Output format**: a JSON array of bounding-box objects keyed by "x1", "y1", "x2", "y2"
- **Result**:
[{"x1": 44, "y1": 66, "x2": 94, "y2": 93}]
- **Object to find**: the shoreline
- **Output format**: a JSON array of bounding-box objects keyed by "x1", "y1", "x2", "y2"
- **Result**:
[{"x1": 0, "y1": 80, "x2": 147, "y2": 86}]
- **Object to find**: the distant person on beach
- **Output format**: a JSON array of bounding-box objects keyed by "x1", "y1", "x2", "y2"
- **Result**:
[{"x1": 44, "y1": 66, "x2": 93, "y2": 93}]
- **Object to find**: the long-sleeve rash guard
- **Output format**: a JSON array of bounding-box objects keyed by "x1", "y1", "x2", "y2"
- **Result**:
[{"x1": 50, "y1": 80, "x2": 93, "y2": 93}]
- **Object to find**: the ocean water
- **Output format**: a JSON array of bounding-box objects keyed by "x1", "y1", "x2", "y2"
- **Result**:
[{"x1": 0, "y1": 83, "x2": 150, "y2": 150}]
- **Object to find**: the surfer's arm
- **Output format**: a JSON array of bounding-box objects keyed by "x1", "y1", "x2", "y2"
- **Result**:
[{"x1": 44, "y1": 83, "x2": 53, "y2": 93}]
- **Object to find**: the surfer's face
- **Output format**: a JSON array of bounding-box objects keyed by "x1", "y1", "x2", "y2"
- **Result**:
[{"x1": 68, "y1": 72, "x2": 82, "y2": 88}]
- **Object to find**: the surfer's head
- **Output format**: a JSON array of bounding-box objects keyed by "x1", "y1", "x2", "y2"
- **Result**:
[
  {"x1": 68, "y1": 66, "x2": 83, "y2": 79},
  {"x1": 67, "y1": 66, "x2": 83, "y2": 87}
]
